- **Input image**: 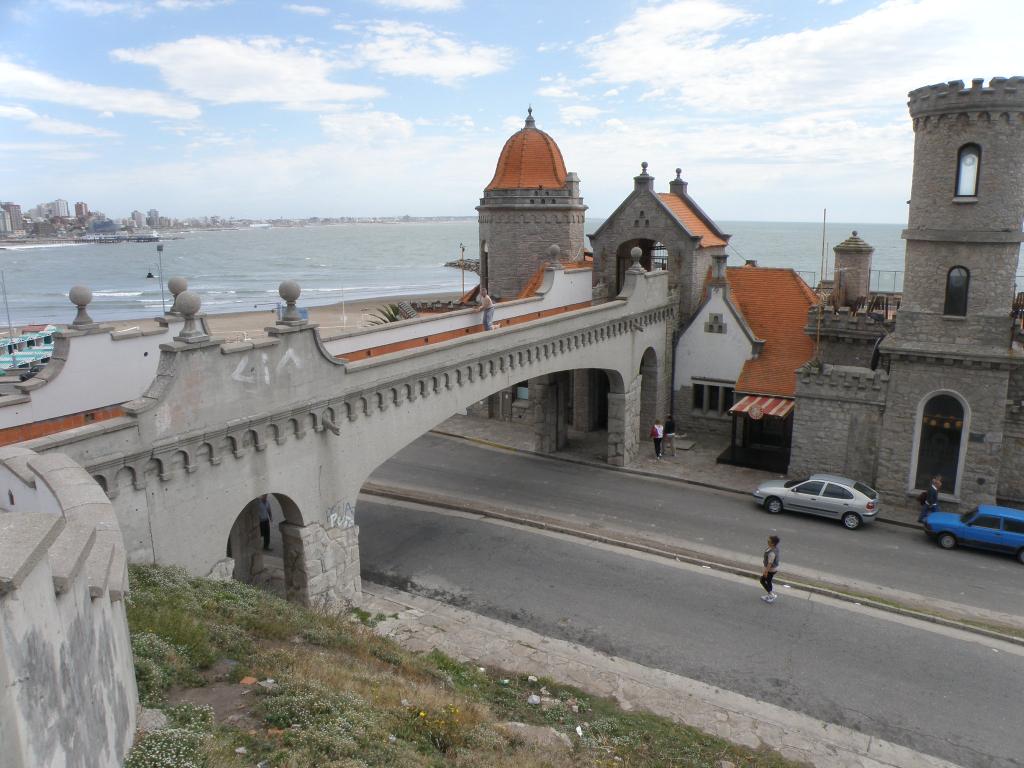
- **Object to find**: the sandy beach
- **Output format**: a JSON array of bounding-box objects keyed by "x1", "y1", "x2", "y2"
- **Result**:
[{"x1": 94, "y1": 291, "x2": 465, "y2": 341}]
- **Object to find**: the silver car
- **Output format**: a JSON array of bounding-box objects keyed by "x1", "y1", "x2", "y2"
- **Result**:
[{"x1": 752, "y1": 473, "x2": 880, "y2": 529}]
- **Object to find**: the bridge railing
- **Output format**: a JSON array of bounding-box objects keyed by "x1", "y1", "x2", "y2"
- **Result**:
[{"x1": 322, "y1": 265, "x2": 594, "y2": 360}]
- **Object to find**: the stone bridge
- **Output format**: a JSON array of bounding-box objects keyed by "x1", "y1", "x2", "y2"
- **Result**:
[{"x1": 23, "y1": 259, "x2": 671, "y2": 607}]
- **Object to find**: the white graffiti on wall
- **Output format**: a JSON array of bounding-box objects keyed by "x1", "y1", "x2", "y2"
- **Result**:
[
  {"x1": 230, "y1": 350, "x2": 303, "y2": 390},
  {"x1": 326, "y1": 500, "x2": 355, "y2": 529}
]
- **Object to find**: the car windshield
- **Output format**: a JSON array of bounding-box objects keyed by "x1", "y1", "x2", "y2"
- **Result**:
[
  {"x1": 960, "y1": 507, "x2": 978, "y2": 523},
  {"x1": 853, "y1": 482, "x2": 878, "y2": 499},
  {"x1": 784, "y1": 478, "x2": 807, "y2": 488}
]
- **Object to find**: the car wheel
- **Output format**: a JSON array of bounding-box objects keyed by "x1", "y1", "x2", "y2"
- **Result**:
[
  {"x1": 938, "y1": 533, "x2": 957, "y2": 550},
  {"x1": 764, "y1": 497, "x2": 783, "y2": 514},
  {"x1": 841, "y1": 512, "x2": 862, "y2": 530}
]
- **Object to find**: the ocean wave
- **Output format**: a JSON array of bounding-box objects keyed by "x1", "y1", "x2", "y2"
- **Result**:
[{"x1": 93, "y1": 291, "x2": 144, "y2": 297}]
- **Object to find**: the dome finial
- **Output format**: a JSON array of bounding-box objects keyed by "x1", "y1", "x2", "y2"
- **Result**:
[
  {"x1": 525, "y1": 105, "x2": 535, "y2": 127},
  {"x1": 675, "y1": 167, "x2": 682, "y2": 179},
  {"x1": 640, "y1": 161, "x2": 649, "y2": 175}
]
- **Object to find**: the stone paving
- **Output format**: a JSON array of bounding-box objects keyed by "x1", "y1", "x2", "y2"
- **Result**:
[
  {"x1": 434, "y1": 414, "x2": 920, "y2": 526},
  {"x1": 363, "y1": 582, "x2": 961, "y2": 768}
]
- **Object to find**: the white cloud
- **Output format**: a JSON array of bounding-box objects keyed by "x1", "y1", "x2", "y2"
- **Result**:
[
  {"x1": 537, "y1": 74, "x2": 581, "y2": 100},
  {"x1": 559, "y1": 105, "x2": 602, "y2": 126},
  {"x1": 374, "y1": 0, "x2": 462, "y2": 10},
  {"x1": 332, "y1": 23, "x2": 355, "y2": 31},
  {"x1": 0, "y1": 142, "x2": 98, "y2": 161},
  {"x1": 284, "y1": 3, "x2": 330, "y2": 15},
  {"x1": 112, "y1": 36, "x2": 384, "y2": 106},
  {"x1": 319, "y1": 110, "x2": 414, "y2": 143},
  {"x1": 51, "y1": 0, "x2": 133, "y2": 15},
  {"x1": 0, "y1": 58, "x2": 201, "y2": 119},
  {"x1": 0, "y1": 104, "x2": 119, "y2": 136},
  {"x1": 582, "y1": 0, "x2": 1021, "y2": 114},
  {"x1": 357, "y1": 21, "x2": 511, "y2": 85}
]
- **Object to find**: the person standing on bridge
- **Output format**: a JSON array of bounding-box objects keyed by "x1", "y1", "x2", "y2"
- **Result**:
[
  {"x1": 258, "y1": 494, "x2": 273, "y2": 551},
  {"x1": 650, "y1": 419, "x2": 664, "y2": 459},
  {"x1": 479, "y1": 285, "x2": 495, "y2": 331},
  {"x1": 760, "y1": 534, "x2": 781, "y2": 603}
]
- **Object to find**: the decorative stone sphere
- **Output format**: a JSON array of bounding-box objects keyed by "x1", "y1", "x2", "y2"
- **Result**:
[
  {"x1": 630, "y1": 246, "x2": 643, "y2": 261},
  {"x1": 641, "y1": 161, "x2": 648, "y2": 172},
  {"x1": 279, "y1": 280, "x2": 301, "y2": 303},
  {"x1": 69, "y1": 285, "x2": 92, "y2": 307},
  {"x1": 546, "y1": 244, "x2": 561, "y2": 260},
  {"x1": 167, "y1": 276, "x2": 188, "y2": 296},
  {"x1": 176, "y1": 290, "x2": 201, "y2": 317}
]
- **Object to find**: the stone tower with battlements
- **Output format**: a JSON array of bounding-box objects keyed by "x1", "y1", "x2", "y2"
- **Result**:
[
  {"x1": 477, "y1": 109, "x2": 587, "y2": 300},
  {"x1": 875, "y1": 77, "x2": 1024, "y2": 509}
]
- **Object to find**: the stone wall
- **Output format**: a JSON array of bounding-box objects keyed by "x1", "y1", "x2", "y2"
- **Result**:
[
  {"x1": 997, "y1": 367, "x2": 1024, "y2": 503},
  {"x1": 809, "y1": 307, "x2": 889, "y2": 369},
  {"x1": 789, "y1": 364, "x2": 888, "y2": 483},
  {"x1": 0, "y1": 446, "x2": 137, "y2": 768},
  {"x1": 875, "y1": 356, "x2": 1011, "y2": 510},
  {"x1": 607, "y1": 376, "x2": 641, "y2": 466}
]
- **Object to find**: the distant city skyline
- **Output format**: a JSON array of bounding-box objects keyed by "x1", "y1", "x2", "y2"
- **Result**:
[{"x1": 0, "y1": 0, "x2": 1019, "y2": 223}]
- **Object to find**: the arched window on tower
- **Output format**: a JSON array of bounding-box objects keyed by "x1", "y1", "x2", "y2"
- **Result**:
[
  {"x1": 955, "y1": 144, "x2": 980, "y2": 197},
  {"x1": 943, "y1": 266, "x2": 969, "y2": 316},
  {"x1": 914, "y1": 393, "x2": 965, "y2": 492}
]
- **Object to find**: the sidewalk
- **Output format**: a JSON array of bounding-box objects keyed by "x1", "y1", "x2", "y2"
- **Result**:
[
  {"x1": 362, "y1": 582, "x2": 962, "y2": 768},
  {"x1": 434, "y1": 414, "x2": 920, "y2": 525}
]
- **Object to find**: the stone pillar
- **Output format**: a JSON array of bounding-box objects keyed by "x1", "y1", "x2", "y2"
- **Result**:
[
  {"x1": 228, "y1": 502, "x2": 265, "y2": 585},
  {"x1": 607, "y1": 376, "x2": 641, "y2": 466},
  {"x1": 530, "y1": 373, "x2": 569, "y2": 452},
  {"x1": 280, "y1": 521, "x2": 361, "y2": 609},
  {"x1": 571, "y1": 369, "x2": 593, "y2": 431}
]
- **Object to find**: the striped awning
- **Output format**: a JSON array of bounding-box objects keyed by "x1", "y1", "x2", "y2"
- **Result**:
[{"x1": 729, "y1": 395, "x2": 794, "y2": 420}]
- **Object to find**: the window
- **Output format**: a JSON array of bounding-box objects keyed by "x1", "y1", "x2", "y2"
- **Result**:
[
  {"x1": 704, "y1": 313, "x2": 726, "y2": 333},
  {"x1": 823, "y1": 483, "x2": 854, "y2": 500},
  {"x1": 691, "y1": 382, "x2": 733, "y2": 416},
  {"x1": 651, "y1": 243, "x2": 668, "y2": 270},
  {"x1": 944, "y1": 267, "x2": 969, "y2": 316},
  {"x1": 1005, "y1": 519, "x2": 1024, "y2": 534},
  {"x1": 794, "y1": 481, "x2": 824, "y2": 495},
  {"x1": 955, "y1": 144, "x2": 981, "y2": 197},
  {"x1": 971, "y1": 515, "x2": 1001, "y2": 530},
  {"x1": 914, "y1": 393, "x2": 965, "y2": 491},
  {"x1": 853, "y1": 482, "x2": 878, "y2": 499}
]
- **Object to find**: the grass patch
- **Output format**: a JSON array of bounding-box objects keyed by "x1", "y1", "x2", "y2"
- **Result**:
[{"x1": 125, "y1": 564, "x2": 807, "y2": 767}]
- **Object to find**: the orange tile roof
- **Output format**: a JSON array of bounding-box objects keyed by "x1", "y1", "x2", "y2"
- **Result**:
[
  {"x1": 657, "y1": 193, "x2": 727, "y2": 248},
  {"x1": 487, "y1": 120, "x2": 568, "y2": 191},
  {"x1": 727, "y1": 265, "x2": 817, "y2": 397}
]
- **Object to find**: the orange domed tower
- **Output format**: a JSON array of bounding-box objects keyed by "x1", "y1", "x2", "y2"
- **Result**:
[{"x1": 477, "y1": 108, "x2": 586, "y2": 299}]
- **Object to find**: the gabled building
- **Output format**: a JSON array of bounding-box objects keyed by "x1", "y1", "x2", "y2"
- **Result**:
[{"x1": 676, "y1": 257, "x2": 816, "y2": 471}]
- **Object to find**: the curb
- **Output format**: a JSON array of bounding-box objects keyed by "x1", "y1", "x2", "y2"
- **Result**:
[
  {"x1": 362, "y1": 481, "x2": 1024, "y2": 649},
  {"x1": 429, "y1": 428, "x2": 923, "y2": 529}
]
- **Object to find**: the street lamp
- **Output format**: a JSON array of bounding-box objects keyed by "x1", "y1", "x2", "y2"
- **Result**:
[{"x1": 146, "y1": 243, "x2": 167, "y2": 313}]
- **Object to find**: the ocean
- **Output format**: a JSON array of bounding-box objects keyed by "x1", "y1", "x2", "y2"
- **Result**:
[{"x1": 0, "y1": 219, "x2": 940, "y2": 326}]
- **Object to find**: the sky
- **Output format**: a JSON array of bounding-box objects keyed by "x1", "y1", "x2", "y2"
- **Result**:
[{"x1": 0, "y1": 0, "x2": 1020, "y2": 222}]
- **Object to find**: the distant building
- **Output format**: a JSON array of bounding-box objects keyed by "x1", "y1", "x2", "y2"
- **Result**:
[
  {"x1": 87, "y1": 218, "x2": 118, "y2": 234},
  {"x1": 52, "y1": 199, "x2": 69, "y2": 218},
  {"x1": 0, "y1": 209, "x2": 11, "y2": 234},
  {"x1": 32, "y1": 220, "x2": 56, "y2": 237},
  {"x1": 147, "y1": 208, "x2": 159, "y2": 227},
  {"x1": 132, "y1": 210, "x2": 146, "y2": 228},
  {"x1": 1, "y1": 202, "x2": 23, "y2": 232},
  {"x1": 74, "y1": 201, "x2": 89, "y2": 220}
]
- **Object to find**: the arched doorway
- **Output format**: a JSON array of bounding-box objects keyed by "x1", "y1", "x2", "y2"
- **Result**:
[
  {"x1": 615, "y1": 239, "x2": 658, "y2": 293},
  {"x1": 638, "y1": 347, "x2": 659, "y2": 448},
  {"x1": 226, "y1": 493, "x2": 304, "y2": 596},
  {"x1": 913, "y1": 393, "x2": 967, "y2": 492}
]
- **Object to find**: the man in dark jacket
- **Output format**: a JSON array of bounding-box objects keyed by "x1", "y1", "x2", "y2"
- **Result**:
[{"x1": 918, "y1": 476, "x2": 942, "y2": 524}]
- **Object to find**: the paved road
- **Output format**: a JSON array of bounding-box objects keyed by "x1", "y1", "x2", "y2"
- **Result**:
[
  {"x1": 368, "y1": 433, "x2": 1024, "y2": 622},
  {"x1": 357, "y1": 497, "x2": 1024, "y2": 768}
]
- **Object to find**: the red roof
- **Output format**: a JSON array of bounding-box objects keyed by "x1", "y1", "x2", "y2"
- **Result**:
[
  {"x1": 727, "y1": 265, "x2": 817, "y2": 397},
  {"x1": 657, "y1": 193, "x2": 727, "y2": 248},
  {"x1": 486, "y1": 114, "x2": 568, "y2": 191}
]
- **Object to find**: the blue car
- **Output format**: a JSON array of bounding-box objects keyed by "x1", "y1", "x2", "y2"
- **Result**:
[{"x1": 923, "y1": 505, "x2": 1024, "y2": 564}]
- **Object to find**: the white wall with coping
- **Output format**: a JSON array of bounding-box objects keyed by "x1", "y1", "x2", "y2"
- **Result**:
[
  {"x1": 674, "y1": 287, "x2": 757, "y2": 389},
  {"x1": 0, "y1": 316, "x2": 185, "y2": 429},
  {"x1": 23, "y1": 266, "x2": 670, "y2": 608},
  {"x1": 0, "y1": 445, "x2": 137, "y2": 768},
  {"x1": 322, "y1": 265, "x2": 592, "y2": 357}
]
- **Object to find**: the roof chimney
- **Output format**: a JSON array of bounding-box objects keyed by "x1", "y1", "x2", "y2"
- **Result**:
[
  {"x1": 669, "y1": 167, "x2": 688, "y2": 197},
  {"x1": 711, "y1": 253, "x2": 728, "y2": 285},
  {"x1": 634, "y1": 161, "x2": 654, "y2": 192}
]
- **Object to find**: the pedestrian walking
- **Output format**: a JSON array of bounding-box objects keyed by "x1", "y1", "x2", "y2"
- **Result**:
[
  {"x1": 258, "y1": 494, "x2": 273, "y2": 551},
  {"x1": 650, "y1": 419, "x2": 664, "y2": 459},
  {"x1": 664, "y1": 415, "x2": 676, "y2": 456},
  {"x1": 918, "y1": 475, "x2": 941, "y2": 524},
  {"x1": 760, "y1": 534, "x2": 781, "y2": 603},
  {"x1": 479, "y1": 285, "x2": 495, "y2": 331}
]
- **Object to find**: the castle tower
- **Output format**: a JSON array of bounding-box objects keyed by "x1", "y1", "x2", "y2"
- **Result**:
[
  {"x1": 876, "y1": 77, "x2": 1024, "y2": 508},
  {"x1": 833, "y1": 231, "x2": 874, "y2": 309},
  {"x1": 477, "y1": 109, "x2": 586, "y2": 300}
]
